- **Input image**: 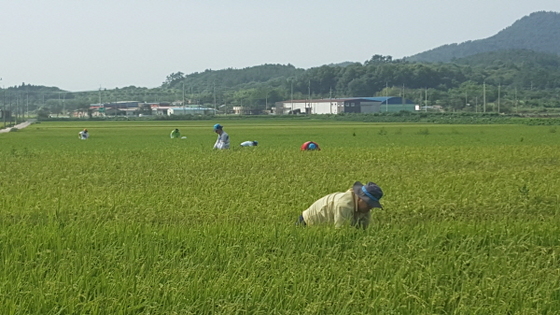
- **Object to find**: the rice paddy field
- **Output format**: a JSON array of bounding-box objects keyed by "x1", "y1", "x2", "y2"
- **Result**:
[{"x1": 1, "y1": 120, "x2": 560, "y2": 314}]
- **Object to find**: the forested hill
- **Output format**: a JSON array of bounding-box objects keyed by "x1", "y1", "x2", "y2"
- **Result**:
[
  {"x1": 406, "y1": 11, "x2": 560, "y2": 63},
  {"x1": 454, "y1": 49, "x2": 560, "y2": 68},
  {"x1": 162, "y1": 64, "x2": 305, "y2": 91}
]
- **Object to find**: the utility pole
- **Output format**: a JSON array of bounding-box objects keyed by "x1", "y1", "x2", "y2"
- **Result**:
[
  {"x1": 213, "y1": 82, "x2": 216, "y2": 113},
  {"x1": 497, "y1": 84, "x2": 501, "y2": 113},
  {"x1": 1, "y1": 78, "x2": 5, "y2": 128},
  {"x1": 307, "y1": 79, "x2": 311, "y2": 113},
  {"x1": 475, "y1": 96, "x2": 478, "y2": 113},
  {"x1": 16, "y1": 92, "x2": 19, "y2": 123},
  {"x1": 8, "y1": 92, "x2": 12, "y2": 124},
  {"x1": 63, "y1": 93, "x2": 66, "y2": 116},
  {"x1": 379, "y1": 81, "x2": 389, "y2": 112},
  {"x1": 385, "y1": 82, "x2": 389, "y2": 112},
  {"x1": 402, "y1": 84, "x2": 405, "y2": 111},
  {"x1": 425, "y1": 88, "x2": 428, "y2": 112},
  {"x1": 483, "y1": 81, "x2": 486, "y2": 113},
  {"x1": 515, "y1": 87, "x2": 518, "y2": 113},
  {"x1": 290, "y1": 79, "x2": 294, "y2": 113}
]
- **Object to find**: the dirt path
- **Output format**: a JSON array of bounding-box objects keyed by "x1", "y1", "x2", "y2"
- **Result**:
[{"x1": 0, "y1": 119, "x2": 37, "y2": 133}]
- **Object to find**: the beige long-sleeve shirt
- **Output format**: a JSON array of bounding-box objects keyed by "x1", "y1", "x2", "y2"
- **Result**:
[{"x1": 302, "y1": 189, "x2": 371, "y2": 228}]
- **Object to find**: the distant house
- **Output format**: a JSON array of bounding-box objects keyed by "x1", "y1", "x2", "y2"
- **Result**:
[
  {"x1": 168, "y1": 106, "x2": 217, "y2": 115},
  {"x1": 89, "y1": 101, "x2": 165, "y2": 117},
  {"x1": 118, "y1": 108, "x2": 141, "y2": 116},
  {"x1": 232, "y1": 106, "x2": 265, "y2": 115},
  {"x1": 88, "y1": 101, "x2": 141, "y2": 116},
  {"x1": 151, "y1": 104, "x2": 171, "y2": 116},
  {"x1": 275, "y1": 97, "x2": 417, "y2": 115},
  {"x1": 72, "y1": 109, "x2": 89, "y2": 118}
]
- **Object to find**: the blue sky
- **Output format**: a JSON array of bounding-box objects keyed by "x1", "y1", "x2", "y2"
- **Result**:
[{"x1": 2, "y1": 0, "x2": 560, "y2": 91}]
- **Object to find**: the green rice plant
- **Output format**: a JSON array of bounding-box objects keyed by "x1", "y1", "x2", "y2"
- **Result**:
[
  {"x1": 0, "y1": 120, "x2": 559, "y2": 314},
  {"x1": 378, "y1": 127, "x2": 387, "y2": 135},
  {"x1": 415, "y1": 128, "x2": 430, "y2": 135}
]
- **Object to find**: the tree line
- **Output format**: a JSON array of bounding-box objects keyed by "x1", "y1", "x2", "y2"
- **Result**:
[{"x1": 2, "y1": 49, "x2": 560, "y2": 120}]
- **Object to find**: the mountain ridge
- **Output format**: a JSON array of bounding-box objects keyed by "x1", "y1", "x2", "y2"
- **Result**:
[{"x1": 405, "y1": 11, "x2": 560, "y2": 63}]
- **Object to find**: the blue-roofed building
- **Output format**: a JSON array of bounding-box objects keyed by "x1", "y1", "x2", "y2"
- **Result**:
[{"x1": 275, "y1": 97, "x2": 416, "y2": 115}]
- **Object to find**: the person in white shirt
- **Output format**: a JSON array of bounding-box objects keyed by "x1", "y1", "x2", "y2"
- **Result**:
[
  {"x1": 240, "y1": 141, "x2": 258, "y2": 147},
  {"x1": 213, "y1": 124, "x2": 230, "y2": 149},
  {"x1": 78, "y1": 129, "x2": 89, "y2": 140},
  {"x1": 297, "y1": 181, "x2": 383, "y2": 229}
]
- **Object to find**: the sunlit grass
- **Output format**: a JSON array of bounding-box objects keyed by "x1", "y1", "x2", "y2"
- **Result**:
[{"x1": 1, "y1": 120, "x2": 559, "y2": 314}]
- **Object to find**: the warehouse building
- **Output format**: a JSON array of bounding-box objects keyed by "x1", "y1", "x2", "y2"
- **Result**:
[{"x1": 275, "y1": 97, "x2": 416, "y2": 115}]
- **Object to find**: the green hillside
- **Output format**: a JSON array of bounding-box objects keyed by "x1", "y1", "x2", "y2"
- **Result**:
[{"x1": 406, "y1": 11, "x2": 560, "y2": 63}]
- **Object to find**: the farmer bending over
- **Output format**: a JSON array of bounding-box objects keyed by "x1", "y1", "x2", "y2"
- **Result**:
[
  {"x1": 301, "y1": 141, "x2": 320, "y2": 151},
  {"x1": 170, "y1": 128, "x2": 181, "y2": 138},
  {"x1": 297, "y1": 181, "x2": 383, "y2": 229},
  {"x1": 240, "y1": 140, "x2": 258, "y2": 147},
  {"x1": 78, "y1": 129, "x2": 89, "y2": 140}
]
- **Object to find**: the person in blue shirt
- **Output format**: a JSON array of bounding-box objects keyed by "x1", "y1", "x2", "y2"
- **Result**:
[{"x1": 213, "y1": 124, "x2": 230, "y2": 149}]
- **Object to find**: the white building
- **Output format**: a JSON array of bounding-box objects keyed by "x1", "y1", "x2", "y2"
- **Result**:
[
  {"x1": 276, "y1": 99, "x2": 344, "y2": 115},
  {"x1": 276, "y1": 97, "x2": 417, "y2": 115},
  {"x1": 167, "y1": 107, "x2": 217, "y2": 116}
]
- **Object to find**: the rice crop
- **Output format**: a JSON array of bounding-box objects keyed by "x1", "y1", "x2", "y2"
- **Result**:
[{"x1": 1, "y1": 120, "x2": 559, "y2": 314}]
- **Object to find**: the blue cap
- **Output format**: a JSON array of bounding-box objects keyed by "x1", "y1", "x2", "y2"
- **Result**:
[
  {"x1": 308, "y1": 143, "x2": 317, "y2": 150},
  {"x1": 353, "y1": 181, "x2": 383, "y2": 209},
  {"x1": 213, "y1": 124, "x2": 223, "y2": 130}
]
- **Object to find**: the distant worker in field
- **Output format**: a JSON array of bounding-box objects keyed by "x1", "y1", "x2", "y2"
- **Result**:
[
  {"x1": 301, "y1": 141, "x2": 320, "y2": 151},
  {"x1": 240, "y1": 140, "x2": 258, "y2": 147},
  {"x1": 78, "y1": 128, "x2": 89, "y2": 140},
  {"x1": 213, "y1": 124, "x2": 230, "y2": 149},
  {"x1": 297, "y1": 181, "x2": 383, "y2": 229},
  {"x1": 170, "y1": 128, "x2": 181, "y2": 139}
]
